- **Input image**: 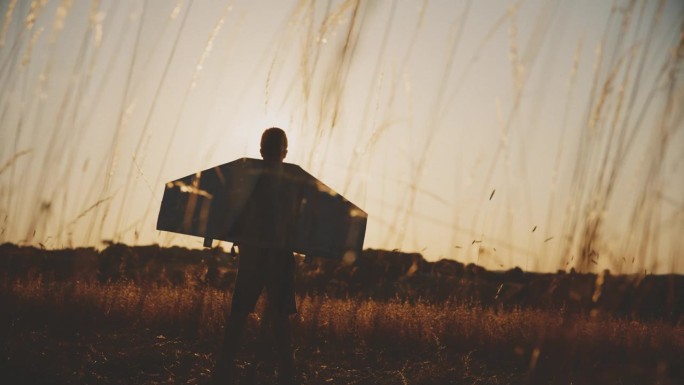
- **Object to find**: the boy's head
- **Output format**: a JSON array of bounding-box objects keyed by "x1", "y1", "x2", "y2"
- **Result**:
[{"x1": 260, "y1": 127, "x2": 288, "y2": 162}]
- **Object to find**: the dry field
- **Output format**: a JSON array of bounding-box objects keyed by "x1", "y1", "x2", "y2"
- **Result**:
[{"x1": 1, "y1": 270, "x2": 682, "y2": 385}]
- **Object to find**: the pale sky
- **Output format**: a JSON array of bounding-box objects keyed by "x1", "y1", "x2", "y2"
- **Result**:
[{"x1": 1, "y1": 0, "x2": 683, "y2": 274}]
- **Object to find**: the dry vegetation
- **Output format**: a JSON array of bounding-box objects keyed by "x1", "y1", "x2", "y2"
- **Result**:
[
  {"x1": 0, "y1": 0, "x2": 682, "y2": 274},
  {"x1": 1, "y1": 247, "x2": 682, "y2": 385}
]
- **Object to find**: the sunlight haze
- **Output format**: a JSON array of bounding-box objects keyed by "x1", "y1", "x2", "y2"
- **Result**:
[{"x1": 1, "y1": 0, "x2": 683, "y2": 274}]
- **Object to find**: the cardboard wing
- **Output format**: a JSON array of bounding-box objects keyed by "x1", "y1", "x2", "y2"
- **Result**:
[{"x1": 156, "y1": 158, "x2": 367, "y2": 260}]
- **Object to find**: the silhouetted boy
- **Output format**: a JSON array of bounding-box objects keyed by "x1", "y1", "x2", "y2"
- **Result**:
[{"x1": 213, "y1": 128, "x2": 298, "y2": 385}]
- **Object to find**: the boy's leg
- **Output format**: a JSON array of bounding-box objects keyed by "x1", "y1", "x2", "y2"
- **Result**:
[
  {"x1": 264, "y1": 251, "x2": 297, "y2": 384},
  {"x1": 217, "y1": 245, "x2": 266, "y2": 382},
  {"x1": 255, "y1": 307, "x2": 275, "y2": 362},
  {"x1": 271, "y1": 310, "x2": 296, "y2": 385},
  {"x1": 214, "y1": 311, "x2": 249, "y2": 384}
]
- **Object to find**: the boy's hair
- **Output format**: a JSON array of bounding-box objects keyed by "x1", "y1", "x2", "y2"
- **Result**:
[{"x1": 260, "y1": 127, "x2": 288, "y2": 158}]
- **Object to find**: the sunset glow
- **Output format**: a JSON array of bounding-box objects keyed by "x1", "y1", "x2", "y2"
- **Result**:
[{"x1": 1, "y1": 0, "x2": 682, "y2": 273}]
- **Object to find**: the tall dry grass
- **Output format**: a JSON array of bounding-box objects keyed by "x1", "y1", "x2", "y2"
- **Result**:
[
  {"x1": 3, "y1": 274, "x2": 681, "y2": 353},
  {"x1": 0, "y1": 0, "x2": 682, "y2": 275},
  {"x1": 2, "y1": 275, "x2": 682, "y2": 383}
]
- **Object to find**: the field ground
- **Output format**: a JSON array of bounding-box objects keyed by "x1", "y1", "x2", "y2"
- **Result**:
[
  {"x1": 1, "y1": 277, "x2": 682, "y2": 385},
  {"x1": 3, "y1": 327, "x2": 510, "y2": 385}
]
